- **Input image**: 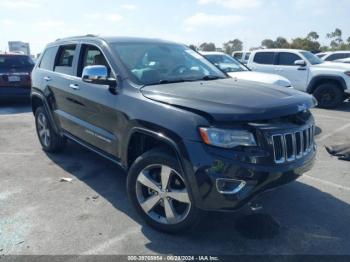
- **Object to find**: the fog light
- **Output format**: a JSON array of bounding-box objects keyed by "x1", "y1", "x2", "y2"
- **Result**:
[{"x1": 216, "y1": 178, "x2": 246, "y2": 194}]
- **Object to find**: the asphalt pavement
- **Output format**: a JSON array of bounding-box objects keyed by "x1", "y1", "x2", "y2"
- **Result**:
[{"x1": 0, "y1": 100, "x2": 349, "y2": 256}]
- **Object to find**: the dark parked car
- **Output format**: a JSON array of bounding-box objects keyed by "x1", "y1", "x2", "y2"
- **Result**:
[
  {"x1": 0, "y1": 53, "x2": 34, "y2": 100},
  {"x1": 31, "y1": 35, "x2": 317, "y2": 232}
]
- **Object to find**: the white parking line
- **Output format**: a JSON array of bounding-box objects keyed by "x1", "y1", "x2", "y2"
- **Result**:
[
  {"x1": 0, "y1": 152, "x2": 35, "y2": 156},
  {"x1": 316, "y1": 123, "x2": 350, "y2": 142},
  {"x1": 81, "y1": 227, "x2": 140, "y2": 255},
  {"x1": 303, "y1": 175, "x2": 350, "y2": 191}
]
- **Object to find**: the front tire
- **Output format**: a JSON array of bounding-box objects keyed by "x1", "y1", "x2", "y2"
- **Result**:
[
  {"x1": 35, "y1": 106, "x2": 66, "y2": 152},
  {"x1": 127, "y1": 148, "x2": 200, "y2": 233},
  {"x1": 313, "y1": 83, "x2": 344, "y2": 109}
]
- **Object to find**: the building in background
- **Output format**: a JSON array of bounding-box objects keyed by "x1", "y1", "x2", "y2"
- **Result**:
[{"x1": 8, "y1": 41, "x2": 30, "y2": 55}]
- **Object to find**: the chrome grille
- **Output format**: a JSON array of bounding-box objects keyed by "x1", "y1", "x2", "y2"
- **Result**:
[{"x1": 271, "y1": 125, "x2": 314, "y2": 164}]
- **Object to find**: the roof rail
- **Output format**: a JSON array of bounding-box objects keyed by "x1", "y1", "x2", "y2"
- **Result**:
[{"x1": 55, "y1": 34, "x2": 98, "y2": 42}]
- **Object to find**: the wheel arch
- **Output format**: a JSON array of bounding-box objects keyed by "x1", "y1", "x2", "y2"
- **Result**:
[
  {"x1": 307, "y1": 75, "x2": 346, "y2": 94},
  {"x1": 125, "y1": 127, "x2": 185, "y2": 172},
  {"x1": 31, "y1": 90, "x2": 60, "y2": 134}
]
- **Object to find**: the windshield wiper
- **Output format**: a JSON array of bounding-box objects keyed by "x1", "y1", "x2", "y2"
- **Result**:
[
  {"x1": 201, "y1": 75, "x2": 221, "y2": 81},
  {"x1": 158, "y1": 79, "x2": 196, "y2": 84}
]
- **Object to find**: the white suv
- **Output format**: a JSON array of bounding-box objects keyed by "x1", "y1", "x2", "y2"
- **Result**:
[
  {"x1": 316, "y1": 51, "x2": 350, "y2": 61},
  {"x1": 247, "y1": 49, "x2": 350, "y2": 108}
]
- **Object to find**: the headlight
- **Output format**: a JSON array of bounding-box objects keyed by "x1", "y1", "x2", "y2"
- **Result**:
[{"x1": 199, "y1": 127, "x2": 256, "y2": 148}]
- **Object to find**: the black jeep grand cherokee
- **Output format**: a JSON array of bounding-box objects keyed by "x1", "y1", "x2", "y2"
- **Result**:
[{"x1": 31, "y1": 35, "x2": 316, "y2": 232}]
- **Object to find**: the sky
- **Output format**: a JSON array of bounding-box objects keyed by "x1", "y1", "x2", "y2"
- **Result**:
[{"x1": 1, "y1": 0, "x2": 350, "y2": 55}]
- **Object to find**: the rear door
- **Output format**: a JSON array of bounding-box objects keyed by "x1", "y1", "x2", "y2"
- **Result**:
[
  {"x1": 64, "y1": 43, "x2": 119, "y2": 156},
  {"x1": 46, "y1": 44, "x2": 81, "y2": 134},
  {"x1": 275, "y1": 52, "x2": 309, "y2": 91},
  {"x1": 249, "y1": 51, "x2": 276, "y2": 73}
]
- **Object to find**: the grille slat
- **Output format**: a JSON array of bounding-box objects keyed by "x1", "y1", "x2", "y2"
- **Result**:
[{"x1": 271, "y1": 125, "x2": 314, "y2": 164}]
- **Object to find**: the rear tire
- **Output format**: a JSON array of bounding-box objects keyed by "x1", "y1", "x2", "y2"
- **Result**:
[
  {"x1": 35, "y1": 106, "x2": 66, "y2": 152},
  {"x1": 127, "y1": 148, "x2": 200, "y2": 233},
  {"x1": 313, "y1": 83, "x2": 344, "y2": 109}
]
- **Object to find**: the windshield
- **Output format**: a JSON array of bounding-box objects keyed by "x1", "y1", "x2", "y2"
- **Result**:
[
  {"x1": 111, "y1": 42, "x2": 226, "y2": 85},
  {"x1": 204, "y1": 54, "x2": 248, "y2": 73},
  {"x1": 0, "y1": 55, "x2": 34, "y2": 69},
  {"x1": 301, "y1": 51, "x2": 323, "y2": 65}
]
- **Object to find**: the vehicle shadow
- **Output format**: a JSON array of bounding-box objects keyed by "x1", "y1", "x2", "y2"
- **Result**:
[
  {"x1": 0, "y1": 99, "x2": 31, "y2": 115},
  {"x1": 333, "y1": 100, "x2": 350, "y2": 112},
  {"x1": 45, "y1": 141, "x2": 350, "y2": 255}
]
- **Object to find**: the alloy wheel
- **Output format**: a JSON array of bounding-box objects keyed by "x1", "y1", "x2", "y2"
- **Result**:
[
  {"x1": 37, "y1": 112, "x2": 50, "y2": 147},
  {"x1": 135, "y1": 164, "x2": 191, "y2": 225}
]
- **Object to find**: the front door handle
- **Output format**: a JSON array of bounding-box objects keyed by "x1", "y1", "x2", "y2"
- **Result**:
[
  {"x1": 69, "y1": 83, "x2": 79, "y2": 90},
  {"x1": 43, "y1": 76, "x2": 51, "y2": 81}
]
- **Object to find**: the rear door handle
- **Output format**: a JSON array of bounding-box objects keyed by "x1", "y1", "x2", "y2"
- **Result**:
[
  {"x1": 43, "y1": 76, "x2": 51, "y2": 81},
  {"x1": 69, "y1": 83, "x2": 79, "y2": 90}
]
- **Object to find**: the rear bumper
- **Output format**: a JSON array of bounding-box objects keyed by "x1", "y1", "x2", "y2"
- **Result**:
[
  {"x1": 182, "y1": 140, "x2": 316, "y2": 211},
  {"x1": 0, "y1": 87, "x2": 31, "y2": 99}
]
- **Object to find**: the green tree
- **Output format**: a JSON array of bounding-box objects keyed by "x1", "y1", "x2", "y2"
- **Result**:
[
  {"x1": 307, "y1": 31, "x2": 319, "y2": 40},
  {"x1": 261, "y1": 39, "x2": 275, "y2": 48},
  {"x1": 189, "y1": 44, "x2": 197, "y2": 51},
  {"x1": 290, "y1": 37, "x2": 320, "y2": 52},
  {"x1": 199, "y1": 42, "x2": 216, "y2": 51},
  {"x1": 327, "y1": 28, "x2": 343, "y2": 49},
  {"x1": 223, "y1": 39, "x2": 243, "y2": 54},
  {"x1": 275, "y1": 37, "x2": 290, "y2": 48}
]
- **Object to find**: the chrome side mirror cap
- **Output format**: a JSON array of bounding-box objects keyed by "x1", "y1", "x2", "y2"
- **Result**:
[
  {"x1": 82, "y1": 65, "x2": 117, "y2": 94},
  {"x1": 294, "y1": 60, "x2": 306, "y2": 66}
]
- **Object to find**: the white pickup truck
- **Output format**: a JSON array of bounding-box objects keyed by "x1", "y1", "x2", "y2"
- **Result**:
[{"x1": 247, "y1": 49, "x2": 350, "y2": 108}]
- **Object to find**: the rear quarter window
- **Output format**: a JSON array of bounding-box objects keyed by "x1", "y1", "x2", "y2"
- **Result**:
[
  {"x1": 253, "y1": 52, "x2": 275, "y2": 64},
  {"x1": 39, "y1": 46, "x2": 58, "y2": 71}
]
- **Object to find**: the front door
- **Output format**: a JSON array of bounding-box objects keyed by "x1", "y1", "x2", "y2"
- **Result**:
[
  {"x1": 65, "y1": 44, "x2": 119, "y2": 156},
  {"x1": 274, "y1": 52, "x2": 309, "y2": 91}
]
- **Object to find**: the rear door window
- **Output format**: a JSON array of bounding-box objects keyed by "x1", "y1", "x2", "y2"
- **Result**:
[
  {"x1": 277, "y1": 52, "x2": 302, "y2": 66},
  {"x1": 253, "y1": 52, "x2": 275, "y2": 64},
  {"x1": 54, "y1": 44, "x2": 77, "y2": 75}
]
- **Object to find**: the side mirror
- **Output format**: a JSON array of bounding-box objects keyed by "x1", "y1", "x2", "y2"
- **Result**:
[
  {"x1": 294, "y1": 60, "x2": 306, "y2": 66},
  {"x1": 82, "y1": 65, "x2": 117, "y2": 94}
]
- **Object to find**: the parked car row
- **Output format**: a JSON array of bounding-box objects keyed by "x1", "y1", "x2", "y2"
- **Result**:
[{"x1": 30, "y1": 35, "x2": 317, "y2": 233}]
